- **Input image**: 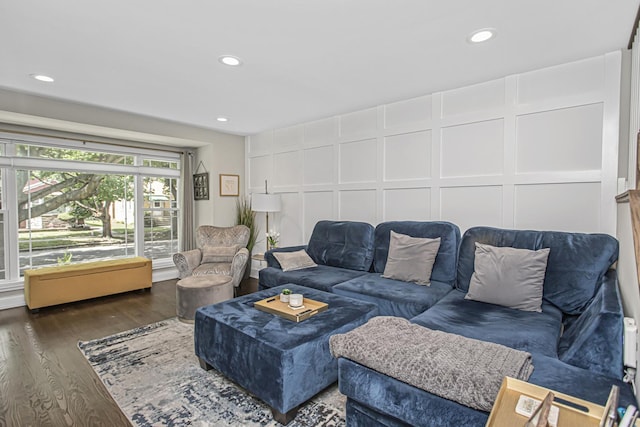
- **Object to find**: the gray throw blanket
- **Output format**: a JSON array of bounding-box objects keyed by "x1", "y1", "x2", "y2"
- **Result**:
[{"x1": 329, "y1": 316, "x2": 534, "y2": 411}]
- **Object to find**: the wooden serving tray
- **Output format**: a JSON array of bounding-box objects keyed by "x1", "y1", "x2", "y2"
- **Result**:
[
  {"x1": 254, "y1": 295, "x2": 328, "y2": 322},
  {"x1": 486, "y1": 377, "x2": 629, "y2": 427}
]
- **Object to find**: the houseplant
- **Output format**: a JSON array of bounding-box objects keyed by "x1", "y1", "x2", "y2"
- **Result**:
[
  {"x1": 236, "y1": 196, "x2": 257, "y2": 279},
  {"x1": 280, "y1": 288, "x2": 291, "y2": 303}
]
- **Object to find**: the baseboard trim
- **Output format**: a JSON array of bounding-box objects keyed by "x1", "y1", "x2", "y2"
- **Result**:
[
  {"x1": 152, "y1": 267, "x2": 179, "y2": 282},
  {"x1": 0, "y1": 293, "x2": 26, "y2": 310}
]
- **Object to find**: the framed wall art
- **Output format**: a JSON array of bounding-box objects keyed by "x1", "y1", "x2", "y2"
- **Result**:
[
  {"x1": 193, "y1": 172, "x2": 209, "y2": 200},
  {"x1": 220, "y1": 174, "x2": 239, "y2": 197}
]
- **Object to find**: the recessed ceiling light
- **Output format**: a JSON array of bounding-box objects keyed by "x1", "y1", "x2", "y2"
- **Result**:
[
  {"x1": 30, "y1": 74, "x2": 55, "y2": 82},
  {"x1": 468, "y1": 28, "x2": 496, "y2": 43},
  {"x1": 218, "y1": 55, "x2": 242, "y2": 67},
  {"x1": 216, "y1": 117, "x2": 229, "y2": 122}
]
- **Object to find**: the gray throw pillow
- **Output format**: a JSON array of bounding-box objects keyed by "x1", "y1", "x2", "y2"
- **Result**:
[
  {"x1": 381, "y1": 231, "x2": 441, "y2": 286},
  {"x1": 201, "y1": 245, "x2": 240, "y2": 263},
  {"x1": 273, "y1": 249, "x2": 318, "y2": 272},
  {"x1": 465, "y1": 242, "x2": 550, "y2": 312}
]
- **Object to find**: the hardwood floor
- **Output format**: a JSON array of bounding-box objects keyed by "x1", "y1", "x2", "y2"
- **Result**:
[{"x1": 0, "y1": 277, "x2": 258, "y2": 427}]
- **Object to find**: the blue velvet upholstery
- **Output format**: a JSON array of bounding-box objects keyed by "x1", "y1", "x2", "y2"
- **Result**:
[
  {"x1": 306, "y1": 220, "x2": 375, "y2": 271},
  {"x1": 333, "y1": 274, "x2": 453, "y2": 318},
  {"x1": 194, "y1": 284, "x2": 378, "y2": 415},
  {"x1": 259, "y1": 220, "x2": 376, "y2": 291},
  {"x1": 259, "y1": 264, "x2": 368, "y2": 292},
  {"x1": 457, "y1": 227, "x2": 619, "y2": 315},
  {"x1": 328, "y1": 221, "x2": 460, "y2": 317},
  {"x1": 373, "y1": 221, "x2": 461, "y2": 285},
  {"x1": 242, "y1": 222, "x2": 629, "y2": 427},
  {"x1": 412, "y1": 289, "x2": 563, "y2": 357},
  {"x1": 557, "y1": 269, "x2": 624, "y2": 379},
  {"x1": 346, "y1": 399, "x2": 412, "y2": 427},
  {"x1": 338, "y1": 358, "x2": 492, "y2": 426},
  {"x1": 338, "y1": 354, "x2": 635, "y2": 427},
  {"x1": 527, "y1": 353, "x2": 635, "y2": 404}
]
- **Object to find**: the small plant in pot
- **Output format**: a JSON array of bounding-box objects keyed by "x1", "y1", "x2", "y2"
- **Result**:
[{"x1": 280, "y1": 288, "x2": 292, "y2": 303}]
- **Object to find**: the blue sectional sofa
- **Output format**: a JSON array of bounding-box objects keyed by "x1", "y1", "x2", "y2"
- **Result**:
[
  {"x1": 261, "y1": 220, "x2": 461, "y2": 318},
  {"x1": 258, "y1": 221, "x2": 635, "y2": 426},
  {"x1": 332, "y1": 221, "x2": 460, "y2": 318},
  {"x1": 260, "y1": 220, "x2": 375, "y2": 293}
]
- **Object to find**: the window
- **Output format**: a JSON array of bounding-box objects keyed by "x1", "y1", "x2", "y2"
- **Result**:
[
  {"x1": 143, "y1": 159, "x2": 178, "y2": 169},
  {"x1": 0, "y1": 134, "x2": 181, "y2": 283},
  {"x1": 16, "y1": 144, "x2": 134, "y2": 164},
  {"x1": 143, "y1": 176, "x2": 179, "y2": 260},
  {"x1": 17, "y1": 169, "x2": 136, "y2": 272}
]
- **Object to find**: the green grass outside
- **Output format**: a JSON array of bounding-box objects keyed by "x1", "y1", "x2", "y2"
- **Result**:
[{"x1": 19, "y1": 220, "x2": 175, "y2": 250}]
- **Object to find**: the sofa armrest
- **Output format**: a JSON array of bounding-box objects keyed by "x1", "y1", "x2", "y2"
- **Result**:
[
  {"x1": 557, "y1": 269, "x2": 624, "y2": 379},
  {"x1": 264, "y1": 245, "x2": 308, "y2": 268},
  {"x1": 230, "y1": 248, "x2": 249, "y2": 288},
  {"x1": 172, "y1": 249, "x2": 202, "y2": 278}
]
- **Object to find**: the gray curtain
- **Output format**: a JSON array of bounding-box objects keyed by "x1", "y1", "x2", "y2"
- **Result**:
[{"x1": 180, "y1": 150, "x2": 196, "y2": 251}]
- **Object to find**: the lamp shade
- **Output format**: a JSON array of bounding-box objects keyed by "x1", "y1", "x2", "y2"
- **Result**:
[{"x1": 252, "y1": 193, "x2": 281, "y2": 212}]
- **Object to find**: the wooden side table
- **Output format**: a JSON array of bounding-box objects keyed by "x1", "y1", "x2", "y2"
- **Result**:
[{"x1": 487, "y1": 377, "x2": 636, "y2": 427}]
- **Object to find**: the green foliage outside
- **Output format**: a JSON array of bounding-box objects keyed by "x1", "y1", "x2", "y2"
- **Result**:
[
  {"x1": 15, "y1": 144, "x2": 179, "y2": 265},
  {"x1": 17, "y1": 144, "x2": 177, "y2": 249},
  {"x1": 17, "y1": 144, "x2": 135, "y2": 238},
  {"x1": 57, "y1": 249, "x2": 72, "y2": 265}
]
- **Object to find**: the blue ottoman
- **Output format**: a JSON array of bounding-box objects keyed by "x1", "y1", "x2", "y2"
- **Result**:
[{"x1": 194, "y1": 284, "x2": 378, "y2": 424}]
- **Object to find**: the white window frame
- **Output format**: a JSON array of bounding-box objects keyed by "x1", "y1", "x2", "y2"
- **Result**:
[{"x1": 0, "y1": 133, "x2": 181, "y2": 290}]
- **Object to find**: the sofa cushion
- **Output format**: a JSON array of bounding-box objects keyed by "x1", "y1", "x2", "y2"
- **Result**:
[
  {"x1": 412, "y1": 289, "x2": 563, "y2": 357},
  {"x1": 457, "y1": 227, "x2": 619, "y2": 315},
  {"x1": 465, "y1": 243, "x2": 550, "y2": 312},
  {"x1": 337, "y1": 354, "x2": 636, "y2": 427},
  {"x1": 381, "y1": 231, "x2": 440, "y2": 285},
  {"x1": 339, "y1": 358, "x2": 489, "y2": 427},
  {"x1": 272, "y1": 249, "x2": 317, "y2": 272},
  {"x1": 526, "y1": 353, "x2": 635, "y2": 405},
  {"x1": 201, "y1": 245, "x2": 240, "y2": 263},
  {"x1": 306, "y1": 220, "x2": 375, "y2": 271},
  {"x1": 373, "y1": 221, "x2": 460, "y2": 285},
  {"x1": 258, "y1": 265, "x2": 368, "y2": 293},
  {"x1": 333, "y1": 273, "x2": 452, "y2": 318},
  {"x1": 557, "y1": 269, "x2": 624, "y2": 379}
]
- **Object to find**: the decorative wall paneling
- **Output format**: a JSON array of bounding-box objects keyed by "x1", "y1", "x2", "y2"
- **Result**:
[
  {"x1": 630, "y1": 28, "x2": 640, "y2": 186},
  {"x1": 247, "y1": 52, "x2": 621, "y2": 244}
]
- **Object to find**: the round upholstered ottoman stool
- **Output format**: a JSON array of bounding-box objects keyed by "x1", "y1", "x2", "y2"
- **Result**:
[{"x1": 176, "y1": 275, "x2": 233, "y2": 322}]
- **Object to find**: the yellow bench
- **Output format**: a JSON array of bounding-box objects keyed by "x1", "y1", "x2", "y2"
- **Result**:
[{"x1": 24, "y1": 256, "x2": 152, "y2": 311}]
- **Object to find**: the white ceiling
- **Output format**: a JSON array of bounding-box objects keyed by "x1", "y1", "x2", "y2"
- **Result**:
[{"x1": 1, "y1": 0, "x2": 639, "y2": 136}]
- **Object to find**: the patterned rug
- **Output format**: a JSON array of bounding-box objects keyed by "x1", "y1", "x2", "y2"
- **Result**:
[{"x1": 78, "y1": 318, "x2": 346, "y2": 426}]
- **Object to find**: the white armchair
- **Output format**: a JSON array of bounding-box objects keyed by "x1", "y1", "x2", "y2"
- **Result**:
[{"x1": 173, "y1": 225, "x2": 250, "y2": 291}]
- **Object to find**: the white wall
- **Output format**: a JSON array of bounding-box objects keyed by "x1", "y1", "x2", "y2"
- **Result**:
[
  {"x1": 0, "y1": 88, "x2": 234, "y2": 146},
  {"x1": 246, "y1": 52, "x2": 622, "y2": 244},
  {"x1": 195, "y1": 137, "x2": 246, "y2": 227},
  {"x1": 616, "y1": 198, "x2": 640, "y2": 397}
]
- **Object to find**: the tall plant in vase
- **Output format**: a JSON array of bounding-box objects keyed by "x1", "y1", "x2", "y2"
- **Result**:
[{"x1": 236, "y1": 196, "x2": 257, "y2": 279}]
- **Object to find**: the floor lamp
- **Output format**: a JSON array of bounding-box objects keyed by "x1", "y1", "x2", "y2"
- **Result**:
[{"x1": 252, "y1": 181, "x2": 281, "y2": 253}]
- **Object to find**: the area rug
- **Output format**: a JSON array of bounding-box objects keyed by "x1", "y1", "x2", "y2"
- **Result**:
[{"x1": 78, "y1": 318, "x2": 346, "y2": 426}]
